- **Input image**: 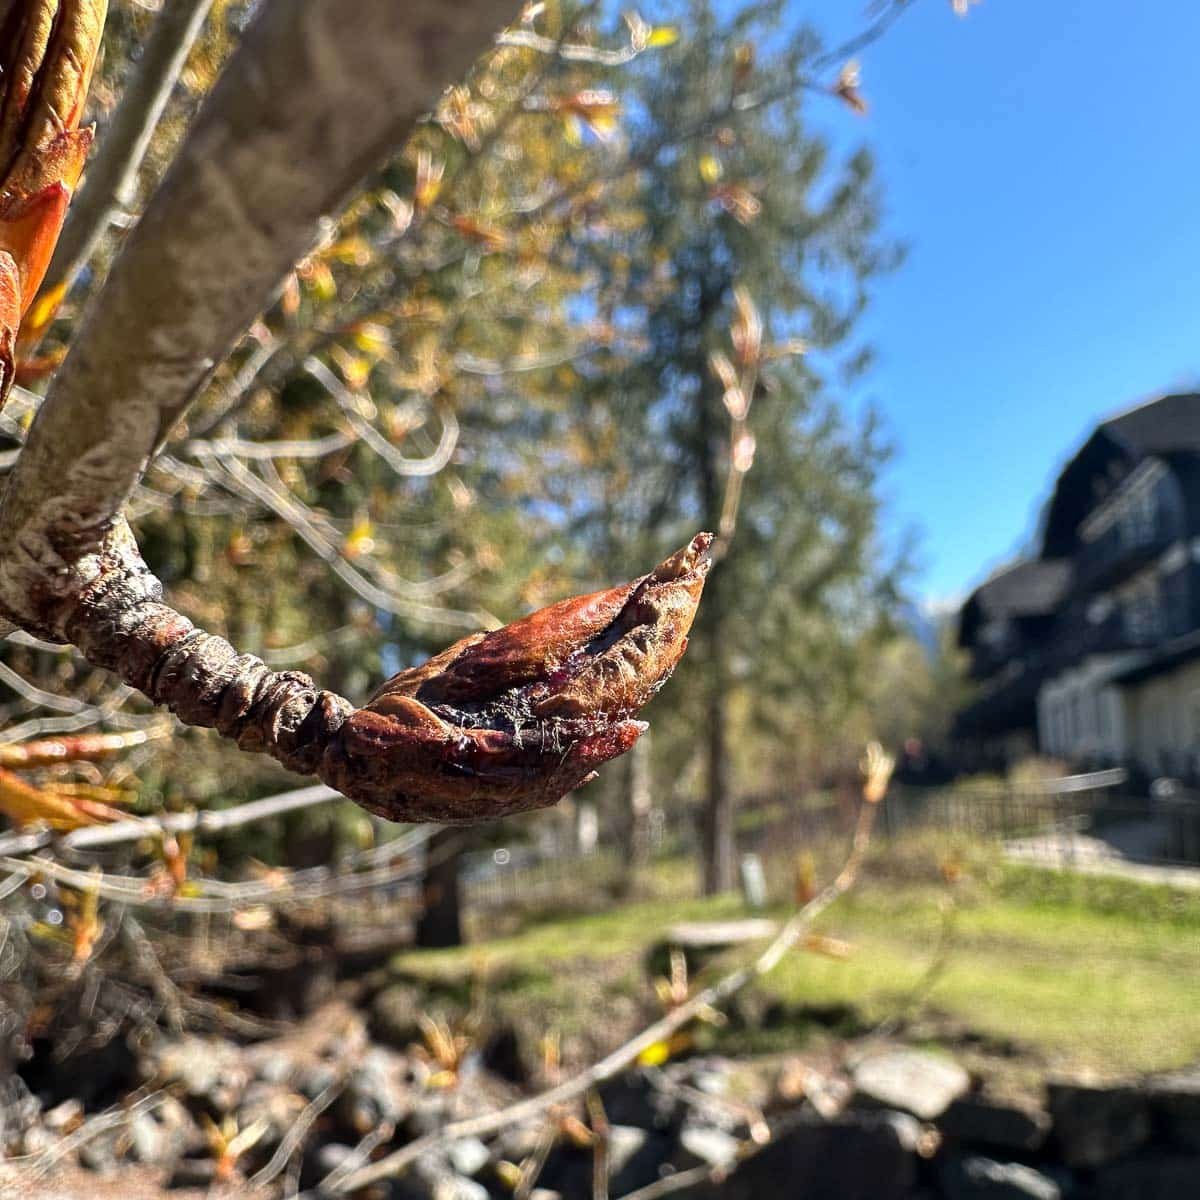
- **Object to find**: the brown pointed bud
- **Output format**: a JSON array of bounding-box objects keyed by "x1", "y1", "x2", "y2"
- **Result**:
[
  {"x1": 322, "y1": 534, "x2": 712, "y2": 822},
  {"x1": 0, "y1": 0, "x2": 107, "y2": 403}
]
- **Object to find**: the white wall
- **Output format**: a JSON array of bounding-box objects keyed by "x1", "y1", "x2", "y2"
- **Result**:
[
  {"x1": 1123, "y1": 659, "x2": 1200, "y2": 777},
  {"x1": 1038, "y1": 658, "x2": 1132, "y2": 764},
  {"x1": 1041, "y1": 655, "x2": 1200, "y2": 777}
]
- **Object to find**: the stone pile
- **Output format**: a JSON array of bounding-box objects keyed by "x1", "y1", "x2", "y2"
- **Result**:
[{"x1": 2, "y1": 1013, "x2": 1199, "y2": 1198}]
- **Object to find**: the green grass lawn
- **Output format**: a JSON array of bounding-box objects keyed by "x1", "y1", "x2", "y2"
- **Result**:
[{"x1": 388, "y1": 850, "x2": 1200, "y2": 1078}]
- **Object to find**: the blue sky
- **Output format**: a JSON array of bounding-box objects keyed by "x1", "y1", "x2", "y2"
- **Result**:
[{"x1": 798, "y1": 0, "x2": 1200, "y2": 608}]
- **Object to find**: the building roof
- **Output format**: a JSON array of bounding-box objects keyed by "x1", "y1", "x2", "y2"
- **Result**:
[
  {"x1": 1102, "y1": 392, "x2": 1200, "y2": 456},
  {"x1": 958, "y1": 558, "x2": 1073, "y2": 647},
  {"x1": 1040, "y1": 393, "x2": 1200, "y2": 558}
]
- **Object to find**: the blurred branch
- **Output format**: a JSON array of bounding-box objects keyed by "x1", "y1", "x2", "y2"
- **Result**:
[
  {"x1": 323, "y1": 770, "x2": 889, "y2": 1196},
  {"x1": 35, "y1": 0, "x2": 217, "y2": 316},
  {"x1": 0, "y1": 0, "x2": 517, "y2": 624}
]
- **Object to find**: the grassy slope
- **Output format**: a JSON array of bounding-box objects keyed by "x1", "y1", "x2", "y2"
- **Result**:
[{"x1": 391, "y1": 855, "x2": 1200, "y2": 1077}]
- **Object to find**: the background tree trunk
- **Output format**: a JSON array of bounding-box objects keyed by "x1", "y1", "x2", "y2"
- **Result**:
[
  {"x1": 415, "y1": 828, "x2": 467, "y2": 948},
  {"x1": 701, "y1": 621, "x2": 736, "y2": 894},
  {"x1": 613, "y1": 731, "x2": 652, "y2": 897}
]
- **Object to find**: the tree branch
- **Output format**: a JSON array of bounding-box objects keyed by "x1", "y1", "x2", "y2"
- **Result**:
[
  {"x1": 34, "y1": 0, "x2": 216, "y2": 313},
  {"x1": 0, "y1": 0, "x2": 711, "y2": 823},
  {"x1": 0, "y1": 0, "x2": 516, "y2": 602}
]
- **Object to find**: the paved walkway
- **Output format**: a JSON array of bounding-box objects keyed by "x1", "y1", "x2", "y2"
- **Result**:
[{"x1": 1005, "y1": 816, "x2": 1200, "y2": 890}]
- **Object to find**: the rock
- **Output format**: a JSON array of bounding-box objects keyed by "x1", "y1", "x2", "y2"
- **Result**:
[
  {"x1": 704, "y1": 1111, "x2": 918, "y2": 1200},
  {"x1": 852, "y1": 1049, "x2": 969, "y2": 1120},
  {"x1": 540, "y1": 1126, "x2": 672, "y2": 1197},
  {"x1": 939, "y1": 1095, "x2": 1051, "y2": 1153},
  {"x1": 297, "y1": 1061, "x2": 340, "y2": 1100},
  {"x1": 597, "y1": 1069, "x2": 684, "y2": 1133},
  {"x1": 128, "y1": 1101, "x2": 194, "y2": 1167},
  {"x1": 392, "y1": 1156, "x2": 491, "y2": 1200},
  {"x1": 447, "y1": 1135, "x2": 492, "y2": 1177},
  {"x1": 1093, "y1": 1154, "x2": 1200, "y2": 1200},
  {"x1": 370, "y1": 982, "x2": 425, "y2": 1048},
  {"x1": 876, "y1": 1109, "x2": 926, "y2": 1155},
  {"x1": 1046, "y1": 1081, "x2": 1150, "y2": 1168},
  {"x1": 432, "y1": 1175, "x2": 489, "y2": 1200},
  {"x1": 146, "y1": 1035, "x2": 247, "y2": 1115},
  {"x1": 254, "y1": 1050, "x2": 296, "y2": 1085},
  {"x1": 939, "y1": 1154, "x2": 1064, "y2": 1200},
  {"x1": 0, "y1": 1076, "x2": 41, "y2": 1147},
  {"x1": 337, "y1": 1049, "x2": 409, "y2": 1137},
  {"x1": 665, "y1": 919, "x2": 779, "y2": 948},
  {"x1": 1144, "y1": 1065, "x2": 1200, "y2": 1151},
  {"x1": 481, "y1": 1025, "x2": 529, "y2": 1086},
  {"x1": 78, "y1": 1129, "x2": 122, "y2": 1173},
  {"x1": 237, "y1": 1080, "x2": 307, "y2": 1153},
  {"x1": 42, "y1": 1097, "x2": 83, "y2": 1133},
  {"x1": 649, "y1": 919, "x2": 778, "y2": 977},
  {"x1": 166, "y1": 1156, "x2": 218, "y2": 1188},
  {"x1": 677, "y1": 1124, "x2": 741, "y2": 1170},
  {"x1": 311, "y1": 1141, "x2": 356, "y2": 1177}
]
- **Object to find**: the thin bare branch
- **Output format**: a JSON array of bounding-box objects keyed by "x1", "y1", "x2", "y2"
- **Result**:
[{"x1": 36, "y1": 0, "x2": 217, "y2": 308}]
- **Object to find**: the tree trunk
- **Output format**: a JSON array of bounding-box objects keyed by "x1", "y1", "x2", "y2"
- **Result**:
[
  {"x1": 697, "y1": 297, "x2": 736, "y2": 895},
  {"x1": 616, "y1": 729, "x2": 652, "y2": 896},
  {"x1": 415, "y1": 827, "x2": 466, "y2": 948},
  {"x1": 701, "y1": 624, "x2": 736, "y2": 894}
]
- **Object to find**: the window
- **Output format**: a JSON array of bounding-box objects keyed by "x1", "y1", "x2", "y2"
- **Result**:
[{"x1": 1123, "y1": 575, "x2": 1162, "y2": 643}]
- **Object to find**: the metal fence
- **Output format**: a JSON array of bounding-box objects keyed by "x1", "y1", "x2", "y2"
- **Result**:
[{"x1": 455, "y1": 770, "x2": 1200, "y2": 917}]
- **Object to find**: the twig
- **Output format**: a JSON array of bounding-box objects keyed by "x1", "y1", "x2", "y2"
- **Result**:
[
  {"x1": 617, "y1": 1164, "x2": 713, "y2": 1200},
  {"x1": 587, "y1": 1090, "x2": 610, "y2": 1200},
  {"x1": 249, "y1": 1074, "x2": 346, "y2": 1188},
  {"x1": 37, "y1": 0, "x2": 217, "y2": 304},
  {"x1": 0, "y1": 1088, "x2": 166, "y2": 1193},
  {"x1": 323, "y1": 792, "x2": 884, "y2": 1195}
]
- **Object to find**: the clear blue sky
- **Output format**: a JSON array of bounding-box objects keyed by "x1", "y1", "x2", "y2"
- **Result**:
[{"x1": 800, "y1": 0, "x2": 1200, "y2": 608}]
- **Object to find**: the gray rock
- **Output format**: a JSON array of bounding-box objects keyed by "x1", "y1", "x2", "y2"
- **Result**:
[
  {"x1": 312, "y1": 1141, "x2": 356, "y2": 1177},
  {"x1": 43, "y1": 1097, "x2": 83, "y2": 1132},
  {"x1": 596, "y1": 1069, "x2": 683, "y2": 1132},
  {"x1": 336, "y1": 1048, "x2": 408, "y2": 1137},
  {"x1": 447, "y1": 1135, "x2": 491, "y2": 1177},
  {"x1": 0, "y1": 1075, "x2": 41, "y2": 1146},
  {"x1": 128, "y1": 1111, "x2": 169, "y2": 1165},
  {"x1": 540, "y1": 1125, "x2": 672, "y2": 1197},
  {"x1": 1094, "y1": 1154, "x2": 1200, "y2": 1200},
  {"x1": 146, "y1": 1035, "x2": 247, "y2": 1114},
  {"x1": 696, "y1": 1111, "x2": 918, "y2": 1200},
  {"x1": 237, "y1": 1080, "x2": 306, "y2": 1152},
  {"x1": 166, "y1": 1157, "x2": 218, "y2": 1188},
  {"x1": 78, "y1": 1130, "x2": 122, "y2": 1173},
  {"x1": 297, "y1": 1061, "x2": 339, "y2": 1100},
  {"x1": 394, "y1": 1157, "x2": 491, "y2": 1200},
  {"x1": 853, "y1": 1049, "x2": 969, "y2": 1120},
  {"x1": 609, "y1": 1125, "x2": 650, "y2": 1174},
  {"x1": 678, "y1": 1124, "x2": 741, "y2": 1170},
  {"x1": 940, "y1": 1154, "x2": 1063, "y2": 1200},
  {"x1": 254, "y1": 1050, "x2": 296, "y2": 1085},
  {"x1": 433, "y1": 1175, "x2": 489, "y2": 1200},
  {"x1": 940, "y1": 1095, "x2": 1051, "y2": 1153},
  {"x1": 1047, "y1": 1081, "x2": 1150, "y2": 1168},
  {"x1": 1144, "y1": 1065, "x2": 1200, "y2": 1151}
]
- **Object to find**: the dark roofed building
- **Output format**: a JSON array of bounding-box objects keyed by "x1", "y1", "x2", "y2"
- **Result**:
[
  {"x1": 955, "y1": 560, "x2": 1072, "y2": 766},
  {"x1": 955, "y1": 393, "x2": 1200, "y2": 778}
]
